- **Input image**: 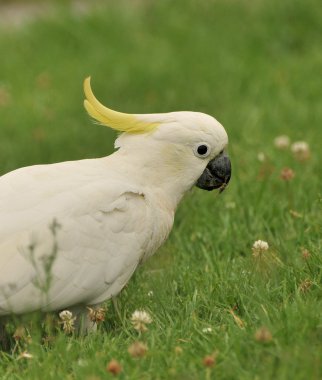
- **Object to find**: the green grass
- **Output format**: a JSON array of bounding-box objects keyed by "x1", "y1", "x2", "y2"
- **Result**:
[{"x1": 0, "y1": 0, "x2": 321, "y2": 378}]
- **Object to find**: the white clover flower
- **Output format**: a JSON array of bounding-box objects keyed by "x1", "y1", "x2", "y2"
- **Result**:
[
  {"x1": 225, "y1": 201, "x2": 236, "y2": 210},
  {"x1": 59, "y1": 310, "x2": 73, "y2": 320},
  {"x1": 253, "y1": 240, "x2": 269, "y2": 251},
  {"x1": 257, "y1": 152, "x2": 266, "y2": 162},
  {"x1": 252, "y1": 240, "x2": 269, "y2": 257},
  {"x1": 291, "y1": 141, "x2": 309, "y2": 153},
  {"x1": 291, "y1": 141, "x2": 310, "y2": 160},
  {"x1": 274, "y1": 135, "x2": 290, "y2": 149},
  {"x1": 59, "y1": 310, "x2": 76, "y2": 334},
  {"x1": 202, "y1": 327, "x2": 213, "y2": 333},
  {"x1": 131, "y1": 310, "x2": 152, "y2": 332}
]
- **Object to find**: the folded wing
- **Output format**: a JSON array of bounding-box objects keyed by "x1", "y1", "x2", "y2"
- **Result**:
[{"x1": 0, "y1": 160, "x2": 151, "y2": 314}]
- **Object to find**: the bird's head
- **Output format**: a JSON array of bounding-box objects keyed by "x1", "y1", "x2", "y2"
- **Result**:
[{"x1": 84, "y1": 78, "x2": 231, "y2": 202}]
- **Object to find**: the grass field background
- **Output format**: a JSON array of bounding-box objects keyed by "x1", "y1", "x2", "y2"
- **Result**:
[{"x1": 0, "y1": 0, "x2": 321, "y2": 379}]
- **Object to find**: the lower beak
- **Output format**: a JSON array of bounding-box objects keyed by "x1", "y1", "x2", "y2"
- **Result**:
[{"x1": 196, "y1": 152, "x2": 231, "y2": 192}]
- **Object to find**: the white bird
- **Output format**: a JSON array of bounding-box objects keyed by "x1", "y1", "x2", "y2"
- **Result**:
[{"x1": 0, "y1": 78, "x2": 231, "y2": 325}]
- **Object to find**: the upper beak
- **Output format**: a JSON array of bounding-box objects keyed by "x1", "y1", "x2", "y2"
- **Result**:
[{"x1": 196, "y1": 152, "x2": 231, "y2": 192}]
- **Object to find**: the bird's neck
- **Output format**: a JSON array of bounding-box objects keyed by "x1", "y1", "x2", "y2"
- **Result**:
[{"x1": 105, "y1": 148, "x2": 195, "y2": 211}]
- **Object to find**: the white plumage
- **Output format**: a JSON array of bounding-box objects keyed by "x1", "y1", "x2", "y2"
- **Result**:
[{"x1": 0, "y1": 78, "x2": 229, "y2": 318}]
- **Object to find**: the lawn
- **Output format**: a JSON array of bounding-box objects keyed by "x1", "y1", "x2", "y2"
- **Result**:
[{"x1": 0, "y1": 0, "x2": 321, "y2": 379}]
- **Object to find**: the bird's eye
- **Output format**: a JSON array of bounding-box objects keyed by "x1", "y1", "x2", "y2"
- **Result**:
[
  {"x1": 197, "y1": 145, "x2": 208, "y2": 155},
  {"x1": 194, "y1": 143, "x2": 211, "y2": 158}
]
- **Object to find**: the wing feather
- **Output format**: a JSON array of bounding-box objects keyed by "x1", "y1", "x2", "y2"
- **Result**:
[{"x1": 0, "y1": 160, "x2": 151, "y2": 314}]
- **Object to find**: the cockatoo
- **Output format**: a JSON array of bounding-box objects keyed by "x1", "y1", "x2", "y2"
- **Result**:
[{"x1": 0, "y1": 78, "x2": 231, "y2": 326}]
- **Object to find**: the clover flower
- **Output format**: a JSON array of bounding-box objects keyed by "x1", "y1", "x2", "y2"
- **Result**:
[
  {"x1": 59, "y1": 310, "x2": 76, "y2": 334},
  {"x1": 252, "y1": 240, "x2": 269, "y2": 257},
  {"x1": 291, "y1": 141, "x2": 310, "y2": 161},
  {"x1": 203, "y1": 353, "x2": 217, "y2": 368},
  {"x1": 274, "y1": 135, "x2": 290, "y2": 149},
  {"x1": 87, "y1": 306, "x2": 106, "y2": 323},
  {"x1": 280, "y1": 167, "x2": 295, "y2": 181},
  {"x1": 301, "y1": 248, "x2": 311, "y2": 260},
  {"x1": 131, "y1": 310, "x2": 152, "y2": 332},
  {"x1": 257, "y1": 152, "x2": 266, "y2": 162},
  {"x1": 255, "y1": 326, "x2": 272, "y2": 343},
  {"x1": 128, "y1": 341, "x2": 148, "y2": 358},
  {"x1": 106, "y1": 359, "x2": 122, "y2": 375},
  {"x1": 225, "y1": 201, "x2": 236, "y2": 210}
]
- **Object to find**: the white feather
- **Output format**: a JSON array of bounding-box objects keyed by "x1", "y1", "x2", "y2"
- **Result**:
[
  {"x1": 0, "y1": 109, "x2": 227, "y2": 315},
  {"x1": 0, "y1": 157, "x2": 173, "y2": 314}
]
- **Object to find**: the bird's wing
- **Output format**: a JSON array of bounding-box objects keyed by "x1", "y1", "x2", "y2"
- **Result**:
[{"x1": 0, "y1": 160, "x2": 152, "y2": 314}]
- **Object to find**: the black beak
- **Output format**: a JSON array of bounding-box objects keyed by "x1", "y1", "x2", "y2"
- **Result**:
[{"x1": 196, "y1": 152, "x2": 231, "y2": 192}]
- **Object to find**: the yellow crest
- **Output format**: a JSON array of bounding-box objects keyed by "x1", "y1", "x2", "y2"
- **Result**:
[{"x1": 83, "y1": 77, "x2": 160, "y2": 134}]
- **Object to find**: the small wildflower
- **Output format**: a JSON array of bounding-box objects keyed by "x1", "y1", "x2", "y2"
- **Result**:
[
  {"x1": 59, "y1": 310, "x2": 76, "y2": 334},
  {"x1": 257, "y1": 152, "x2": 266, "y2": 162},
  {"x1": 274, "y1": 135, "x2": 290, "y2": 149},
  {"x1": 202, "y1": 327, "x2": 213, "y2": 334},
  {"x1": 299, "y1": 279, "x2": 313, "y2": 293},
  {"x1": 78, "y1": 359, "x2": 88, "y2": 367},
  {"x1": 174, "y1": 346, "x2": 183, "y2": 355},
  {"x1": 252, "y1": 240, "x2": 269, "y2": 258},
  {"x1": 202, "y1": 353, "x2": 217, "y2": 368},
  {"x1": 280, "y1": 167, "x2": 295, "y2": 181},
  {"x1": 59, "y1": 310, "x2": 73, "y2": 319},
  {"x1": 106, "y1": 359, "x2": 122, "y2": 375},
  {"x1": 301, "y1": 248, "x2": 311, "y2": 260},
  {"x1": 17, "y1": 351, "x2": 33, "y2": 360},
  {"x1": 291, "y1": 141, "x2": 310, "y2": 161},
  {"x1": 147, "y1": 290, "x2": 154, "y2": 297},
  {"x1": 225, "y1": 201, "x2": 236, "y2": 209},
  {"x1": 128, "y1": 341, "x2": 148, "y2": 358},
  {"x1": 255, "y1": 326, "x2": 272, "y2": 343},
  {"x1": 87, "y1": 307, "x2": 106, "y2": 323},
  {"x1": 131, "y1": 310, "x2": 152, "y2": 332}
]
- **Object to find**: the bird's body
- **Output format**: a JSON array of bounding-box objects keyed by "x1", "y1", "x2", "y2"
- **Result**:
[
  {"x1": 0, "y1": 78, "x2": 231, "y2": 318},
  {"x1": 0, "y1": 154, "x2": 173, "y2": 314}
]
